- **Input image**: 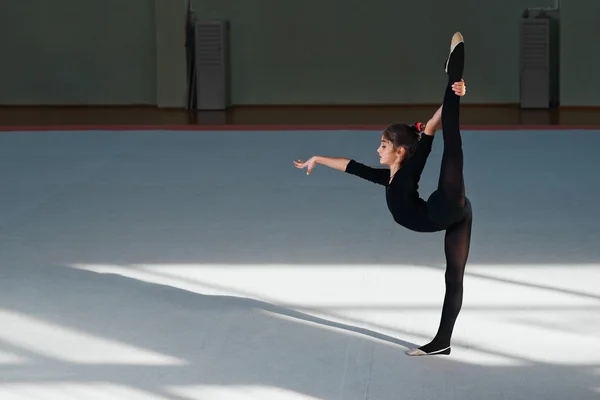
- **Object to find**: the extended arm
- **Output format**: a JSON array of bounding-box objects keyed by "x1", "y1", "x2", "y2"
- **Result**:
[
  {"x1": 314, "y1": 156, "x2": 350, "y2": 171},
  {"x1": 403, "y1": 133, "x2": 434, "y2": 182},
  {"x1": 404, "y1": 80, "x2": 465, "y2": 181},
  {"x1": 294, "y1": 156, "x2": 389, "y2": 186},
  {"x1": 422, "y1": 79, "x2": 465, "y2": 136},
  {"x1": 402, "y1": 98, "x2": 443, "y2": 180},
  {"x1": 294, "y1": 156, "x2": 350, "y2": 174},
  {"x1": 423, "y1": 104, "x2": 443, "y2": 136}
]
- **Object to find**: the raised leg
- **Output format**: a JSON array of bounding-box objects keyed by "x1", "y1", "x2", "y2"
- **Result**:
[{"x1": 427, "y1": 32, "x2": 466, "y2": 227}]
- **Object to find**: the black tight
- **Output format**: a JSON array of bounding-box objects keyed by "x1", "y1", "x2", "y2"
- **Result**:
[
  {"x1": 421, "y1": 200, "x2": 472, "y2": 354},
  {"x1": 421, "y1": 41, "x2": 472, "y2": 354},
  {"x1": 437, "y1": 43, "x2": 466, "y2": 208},
  {"x1": 426, "y1": 42, "x2": 466, "y2": 225}
]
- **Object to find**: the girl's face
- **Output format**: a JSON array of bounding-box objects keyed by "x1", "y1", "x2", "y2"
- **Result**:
[{"x1": 377, "y1": 135, "x2": 403, "y2": 166}]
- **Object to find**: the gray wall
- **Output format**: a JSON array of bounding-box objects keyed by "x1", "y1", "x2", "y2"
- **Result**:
[
  {"x1": 0, "y1": 0, "x2": 157, "y2": 106},
  {"x1": 0, "y1": 0, "x2": 595, "y2": 106},
  {"x1": 559, "y1": 0, "x2": 600, "y2": 106}
]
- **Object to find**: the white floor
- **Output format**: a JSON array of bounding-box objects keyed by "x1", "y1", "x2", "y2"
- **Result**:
[{"x1": 0, "y1": 128, "x2": 599, "y2": 400}]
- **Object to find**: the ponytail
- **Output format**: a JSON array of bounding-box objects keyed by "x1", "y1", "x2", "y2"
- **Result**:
[{"x1": 409, "y1": 122, "x2": 423, "y2": 139}]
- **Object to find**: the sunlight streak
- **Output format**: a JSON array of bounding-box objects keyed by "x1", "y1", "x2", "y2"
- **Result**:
[
  {"x1": 0, "y1": 350, "x2": 27, "y2": 365},
  {"x1": 0, "y1": 310, "x2": 186, "y2": 366},
  {"x1": 167, "y1": 385, "x2": 322, "y2": 400},
  {"x1": 0, "y1": 383, "x2": 168, "y2": 400},
  {"x1": 70, "y1": 263, "x2": 600, "y2": 307},
  {"x1": 67, "y1": 262, "x2": 600, "y2": 367}
]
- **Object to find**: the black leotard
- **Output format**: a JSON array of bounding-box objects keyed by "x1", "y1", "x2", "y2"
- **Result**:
[{"x1": 344, "y1": 134, "x2": 446, "y2": 233}]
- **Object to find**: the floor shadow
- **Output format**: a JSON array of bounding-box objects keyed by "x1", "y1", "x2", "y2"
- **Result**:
[{"x1": 0, "y1": 262, "x2": 599, "y2": 400}]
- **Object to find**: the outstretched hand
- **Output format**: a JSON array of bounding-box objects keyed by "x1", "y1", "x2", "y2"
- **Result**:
[
  {"x1": 453, "y1": 79, "x2": 466, "y2": 96},
  {"x1": 294, "y1": 157, "x2": 318, "y2": 175}
]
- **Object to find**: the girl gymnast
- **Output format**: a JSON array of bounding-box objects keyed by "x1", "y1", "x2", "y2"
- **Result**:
[{"x1": 294, "y1": 32, "x2": 471, "y2": 356}]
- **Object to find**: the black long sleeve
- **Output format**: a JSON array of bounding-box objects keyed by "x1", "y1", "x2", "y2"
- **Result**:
[
  {"x1": 402, "y1": 133, "x2": 434, "y2": 185},
  {"x1": 344, "y1": 159, "x2": 390, "y2": 186}
]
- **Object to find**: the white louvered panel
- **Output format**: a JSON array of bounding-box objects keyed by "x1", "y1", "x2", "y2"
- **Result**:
[
  {"x1": 196, "y1": 24, "x2": 222, "y2": 66},
  {"x1": 195, "y1": 20, "x2": 229, "y2": 110},
  {"x1": 520, "y1": 18, "x2": 550, "y2": 108},
  {"x1": 521, "y1": 21, "x2": 549, "y2": 70}
]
